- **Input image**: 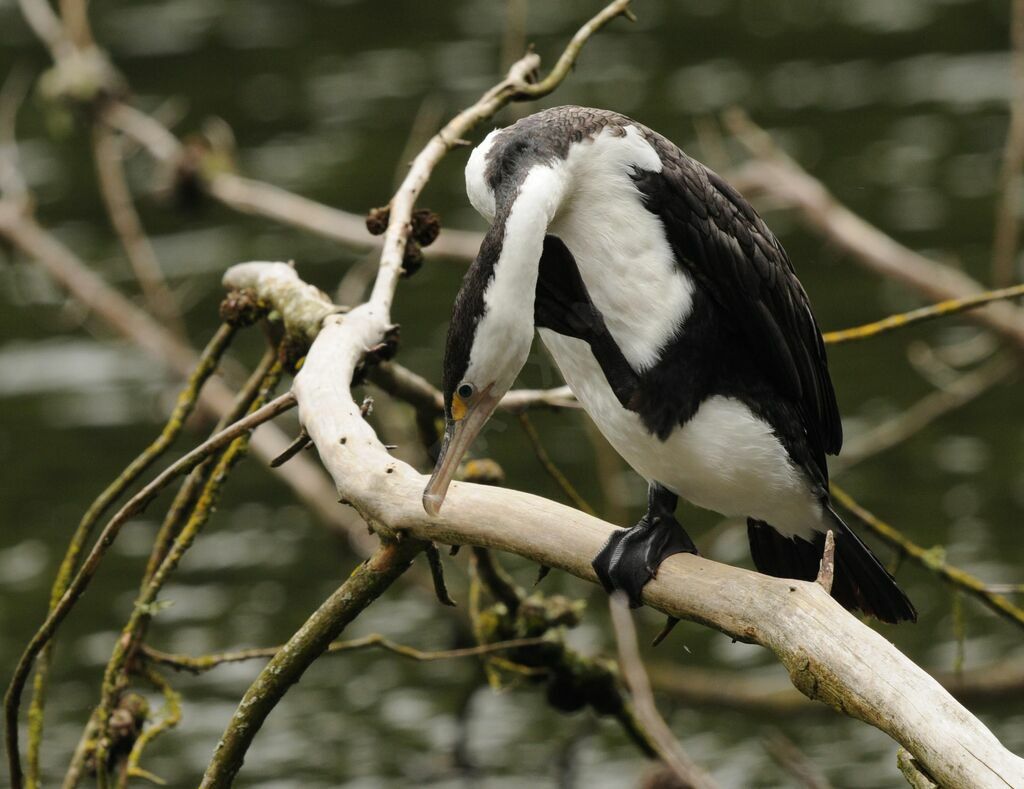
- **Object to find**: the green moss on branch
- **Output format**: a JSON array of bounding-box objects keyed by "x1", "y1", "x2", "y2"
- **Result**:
[
  {"x1": 198, "y1": 538, "x2": 425, "y2": 788},
  {"x1": 24, "y1": 323, "x2": 236, "y2": 789}
]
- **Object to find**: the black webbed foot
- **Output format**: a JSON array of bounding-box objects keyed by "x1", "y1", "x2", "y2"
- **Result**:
[{"x1": 592, "y1": 483, "x2": 697, "y2": 608}]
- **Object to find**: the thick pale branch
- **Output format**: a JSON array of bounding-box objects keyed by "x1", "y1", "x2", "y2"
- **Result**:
[
  {"x1": 222, "y1": 261, "x2": 340, "y2": 343},
  {"x1": 294, "y1": 316, "x2": 1024, "y2": 789},
  {"x1": 218, "y1": 258, "x2": 1024, "y2": 789}
]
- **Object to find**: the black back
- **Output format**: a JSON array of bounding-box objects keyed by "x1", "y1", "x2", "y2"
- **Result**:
[
  {"x1": 628, "y1": 143, "x2": 842, "y2": 468},
  {"x1": 483, "y1": 106, "x2": 840, "y2": 480}
]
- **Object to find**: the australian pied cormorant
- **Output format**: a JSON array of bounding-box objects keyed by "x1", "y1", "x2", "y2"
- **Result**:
[{"x1": 423, "y1": 106, "x2": 916, "y2": 624}]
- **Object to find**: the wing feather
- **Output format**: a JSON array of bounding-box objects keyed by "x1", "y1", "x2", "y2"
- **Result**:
[{"x1": 631, "y1": 141, "x2": 842, "y2": 459}]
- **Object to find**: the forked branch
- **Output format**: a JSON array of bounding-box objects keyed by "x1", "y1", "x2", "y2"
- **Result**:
[{"x1": 228, "y1": 258, "x2": 1024, "y2": 789}]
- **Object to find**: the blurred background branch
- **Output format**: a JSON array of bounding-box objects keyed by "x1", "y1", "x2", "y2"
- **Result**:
[{"x1": 1, "y1": 0, "x2": 1022, "y2": 787}]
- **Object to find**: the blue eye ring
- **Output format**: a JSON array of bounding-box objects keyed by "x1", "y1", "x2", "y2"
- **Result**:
[{"x1": 457, "y1": 383, "x2": 475, "y2": 400}]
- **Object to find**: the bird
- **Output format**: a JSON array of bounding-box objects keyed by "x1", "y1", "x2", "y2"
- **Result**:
[{"x1": 422, "y1": 105, "x2": 916, "y2": 624}]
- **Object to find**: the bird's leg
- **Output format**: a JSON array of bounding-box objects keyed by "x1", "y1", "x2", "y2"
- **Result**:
[{"x1": 592, "y1": 483, "x2": 698, "y2": 608}]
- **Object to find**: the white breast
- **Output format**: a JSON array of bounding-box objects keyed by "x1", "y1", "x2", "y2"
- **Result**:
[
  {"x1": 548, "y1": 126, "x2": 693, "y2": 372},
  {"x1": 539, "y1": 330, "x2": 823, "y2": 537}
]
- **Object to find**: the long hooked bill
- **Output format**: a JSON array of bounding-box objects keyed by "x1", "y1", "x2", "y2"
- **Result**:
[{"x1": 422, "y1": 389, "x2": 499, "y2": 516}]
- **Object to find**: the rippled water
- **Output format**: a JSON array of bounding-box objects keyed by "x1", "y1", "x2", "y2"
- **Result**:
[{"x1": 1, "y1": 1, "x2": 1023, "y2": 787}]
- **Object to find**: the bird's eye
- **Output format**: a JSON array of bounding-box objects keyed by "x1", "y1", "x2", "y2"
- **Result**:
[{"x1": 457, "y1": 383, "x2": 475, "y2": 400}]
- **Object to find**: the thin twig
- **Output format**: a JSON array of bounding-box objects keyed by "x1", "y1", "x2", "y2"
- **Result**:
[
  {"x1": 120, "y1": 666, "x2": 181, "y2": 789},
  {"x1": 833, "y1": 354, "x2": 1017, "y2": 473},
  {"x1": 142, "y1": 634, "x2": 551, "y2": 674},
  {"x1": 268, "y1": 429, "x2": 311, "y2": 468},
  {"x1": 425, "y1": 542, "x2": 458, "y2": 606},
  {"x1": 92, "y1": 361, "x2": 285, "y2": 787},
  {"x1": 4, "y1": 392, "x2": 295, "y2": 789},
  {"x1": 517, "y1": 413, "x2": 596, "y2": 515},
  {"x1": 92, "y1": 124, "x2": 185, "y2": 335},
  {"x1": 822, "y1": 284, "x2": 1024, "y2": 345},
  {"x1": 647, "y1": 659, "x2": 1024, "y2": 714},
  {"x1": 993, "y1": 0, "x2": 1024, "y2": 286},
  {"x1": 62, "y1": 347, "x2": 282, "y2": 788},
  {"x1": 143, "y1": 347, "x2": 279, "y2": 584},
  {"x1": 471, "y1": 548, "x2": 523, "y2": 616},
  {"x1": 815, "y1": 530, "x2": 835, "y2": 595},
  {"x1": 0, "y1": 66, "x2": 32, "y2": 206},
  {"x1": 366, "y1": 0, "x2": 635, "y2": 313},
  {"x1": 726, "y1": 110, "x2": 1024, "y2": 354},
  {"x1": 510, "y1": 0, "x2": 635, "y2": 101},
  {"x1": 830, "y1": 484, "x2": 1024, "y2": 630},
  {"x1": 608, "y1": 595, "x2": 717, "y2": 789},
  {"x1": 24, "y1": 324, "x2": 236, "y2": 789},
  {"x1": 198, "y1": 539, "x2": 425, "y2": 788}
]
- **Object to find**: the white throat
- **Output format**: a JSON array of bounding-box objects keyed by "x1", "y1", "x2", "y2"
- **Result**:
[
  {"x1": 466, "y1": 124, "x2": 693, "y2": 375},
  {"x1": 464, "y1": 164, "x2": 567, "y2": 393}
]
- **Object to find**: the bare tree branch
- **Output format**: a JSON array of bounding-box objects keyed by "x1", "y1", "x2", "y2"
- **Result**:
[
  {"x1": 228, "y1": 258, "x2": 1024, "y2": 788},
  {"x1": 609, "y1": 595, "x2": 717, "y2": 789},
  {"x1": 830, "y1": 484, "x2": 1024, "y2": 630},
  {"x1": 992, "y1": 0, "x2": 1024, "y2": 286},
  {"x1": 142, "y1": 634, "x2": 551, "y2": 674},
  {"x1": 25, "y1": 323, "x2": 236, "y2": 787},
  {"x1": 0, "y1": 202, "x2": 372, "y2": 553},
  {"x1": 726, "y1": 112, "x2": 1024, "y2": 354},
  {"x1": 4, "y1": 392, "x2": 294, "y2": 789},
  {"x1": 207, "y1": 171, "x2": 482, "y2": 261},
  {"x1": 92, "y1": 124, "x2": 185, "y2": 335},
  {"x1": 834, "y1": 354, "x2": 1018, "y2": 473},
  {"x1": 198, "y1": 539, "x2": 424, "y2": 788},
  {"x1": 823, "y1": 284, "x2": 1024, "y2": 345},
  {"x1": 120, "y1": 665, "x2": 180, "y2": 789}
]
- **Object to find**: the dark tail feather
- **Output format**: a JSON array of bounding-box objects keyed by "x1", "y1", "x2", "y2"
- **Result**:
[{"x1": 747, "y1": 510, "x2": 916, "y2": 624}]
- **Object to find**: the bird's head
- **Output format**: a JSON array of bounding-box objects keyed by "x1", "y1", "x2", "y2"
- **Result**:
[{"x1": 422, "y1": 130, "x2": 565, "y2": 516}]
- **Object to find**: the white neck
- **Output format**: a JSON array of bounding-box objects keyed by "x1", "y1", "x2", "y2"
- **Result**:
[{"x1": 465, "y1": 164, "x2": 567, "y2": 393}]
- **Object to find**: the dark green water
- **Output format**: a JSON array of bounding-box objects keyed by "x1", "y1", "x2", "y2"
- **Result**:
[{"x1": 1, "y1": 0, "x2": 1022, "y2": 786}]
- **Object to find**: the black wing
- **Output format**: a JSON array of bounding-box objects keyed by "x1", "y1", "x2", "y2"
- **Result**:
[
  {"x1": 535, "y1": 235, "x2": 640, "y2": 409},
  {"x1": 630, "y1": 140, "x2": 842, "y2": 461}
]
